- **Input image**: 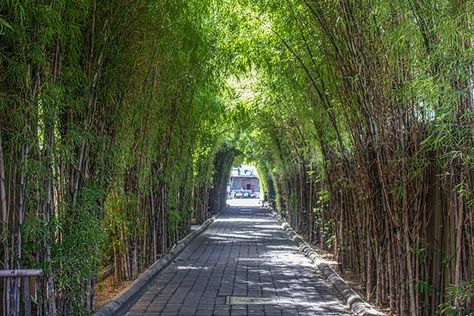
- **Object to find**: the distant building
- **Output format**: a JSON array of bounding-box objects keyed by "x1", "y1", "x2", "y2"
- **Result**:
[
  {"x1": 228, "y1": 165, "x2": 260, "y2": 198},
  {"x1": 230, "y1": 165, "x2": 257, "y2": 177}
]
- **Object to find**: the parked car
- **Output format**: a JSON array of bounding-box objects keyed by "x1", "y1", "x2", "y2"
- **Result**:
[
  {"x1": 234, "y1": 190, "x2": 244, "y2": 198},
  {"x1": 231, "y1": 189, "x2": 257, "y2": 199}
]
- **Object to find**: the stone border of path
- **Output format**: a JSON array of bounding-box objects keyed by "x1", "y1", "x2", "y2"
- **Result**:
[
  {"x1": 268, "y1": 207, "x2": 382, "y2": 316},
  {"x1": 93, "y1": 212, "x2": 221, "y2": 316}
]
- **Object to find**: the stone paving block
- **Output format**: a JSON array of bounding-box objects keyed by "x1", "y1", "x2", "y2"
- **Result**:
[{"x1": 125, "y1": 206, "x2": 352, "y2": 315}]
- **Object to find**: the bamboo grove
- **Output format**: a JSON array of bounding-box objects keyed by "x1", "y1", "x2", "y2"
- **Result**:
[
  {"x1": 0, "y1": 0, "x2": 473, "y2": 315},
  {"x1": 232, "y1": 1, "x2": 474, "y2": 315},
  {"x1": 0, "y1": 1, "x2": 236, "y2": 314}
]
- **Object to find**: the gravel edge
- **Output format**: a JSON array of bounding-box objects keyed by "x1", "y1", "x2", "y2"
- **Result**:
[
  {"x1": 93, "y1": 212, "x2": 221, "y2": 316},
  {"x1": 268, "y1": 208, "x2": 382, "y2": 316}
]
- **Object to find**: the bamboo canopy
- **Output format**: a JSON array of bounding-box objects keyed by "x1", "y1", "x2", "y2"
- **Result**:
[{"x1": 0, "y1": 0, "x2": 472, "y2": 315}]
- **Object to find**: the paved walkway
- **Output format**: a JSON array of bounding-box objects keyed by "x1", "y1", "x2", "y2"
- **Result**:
[{"x1": 125, "y1": 203, "x2": 352, "y2": 316}]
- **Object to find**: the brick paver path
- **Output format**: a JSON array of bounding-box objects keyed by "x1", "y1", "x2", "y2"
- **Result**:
[{"x1": 125, "y1": 205, "x2": 352, "y2": 316}]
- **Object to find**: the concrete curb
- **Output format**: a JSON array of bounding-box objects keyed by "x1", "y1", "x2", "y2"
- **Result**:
[
  {"x1": 268, "y1": 208, "x2": 382, "y2": 316},
  {"x1": 93, "y1": 212, "x2": 221, "y2": 316}
]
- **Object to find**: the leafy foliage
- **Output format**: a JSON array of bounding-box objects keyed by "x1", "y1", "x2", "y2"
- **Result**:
[{"x1": 0, "y1": 0, "x2": 472, "y2": 314}]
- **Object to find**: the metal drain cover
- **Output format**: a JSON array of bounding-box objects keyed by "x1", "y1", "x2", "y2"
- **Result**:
[{"x1": 226, "y1": 296, "x2": 276, "y2": 305}]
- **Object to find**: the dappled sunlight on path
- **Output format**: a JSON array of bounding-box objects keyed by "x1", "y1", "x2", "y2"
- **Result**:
[
  {"x1": 226, "y1": 198, "x2": 262, "y2": 208},
  {"x1": 125, "y1": 205, "x2": 352, "y2": 315}
]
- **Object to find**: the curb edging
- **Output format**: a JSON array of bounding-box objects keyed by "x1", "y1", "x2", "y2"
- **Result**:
[
  {"x1": 268, "y1": 208, "x2": 382, "y2": 316},
  {"x1": 93, "y1": 212, "x2": 221, "y2": 316}
]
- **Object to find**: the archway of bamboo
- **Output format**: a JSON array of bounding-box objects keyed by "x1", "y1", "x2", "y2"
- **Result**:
[{"x1": 0, "y1": 0, "x2": 472, "y2": 314}]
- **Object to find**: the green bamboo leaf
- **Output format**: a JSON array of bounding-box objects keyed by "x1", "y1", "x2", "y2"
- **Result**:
[{"x1": 0, "y1": 17, "x2": 12, "y2": 32}]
